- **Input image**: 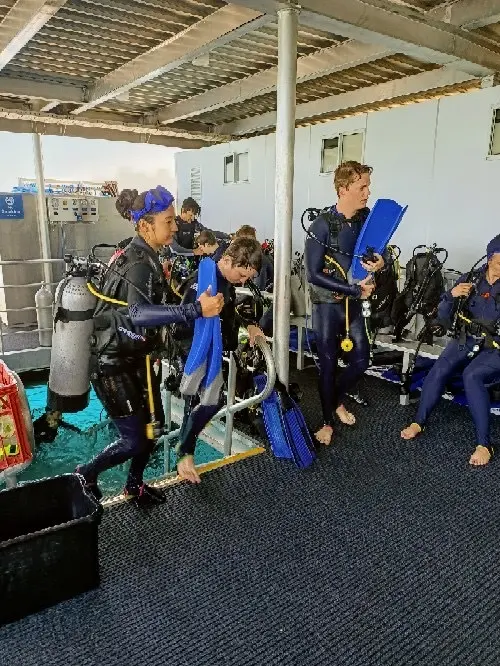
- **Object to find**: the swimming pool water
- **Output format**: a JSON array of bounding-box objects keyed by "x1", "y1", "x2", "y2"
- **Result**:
[{"x1": 16, "y1": 380, "x2": 223, "y2": 497}]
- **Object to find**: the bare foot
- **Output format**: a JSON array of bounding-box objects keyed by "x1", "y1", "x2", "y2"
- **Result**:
[
  {"x1": 469, "y1": 445, "x2": 492, "y2": 466},
  {"x1": 315, "y1": 425, "x2": 333, "y2": 446},
  {"x1": 177, "y1": 455, "x2": 202, "y2": 484},
  {"x1": 401, "y1": 423, "x2": 422, "y2": 440},
  {"x1": 336, "y1": 404, "x2": 356, "y2": 426}
]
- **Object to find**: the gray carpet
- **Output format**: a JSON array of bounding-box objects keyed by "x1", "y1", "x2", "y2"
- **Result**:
[{"x1": 1, "y1": 373, "x2": 500, "y2": 666}]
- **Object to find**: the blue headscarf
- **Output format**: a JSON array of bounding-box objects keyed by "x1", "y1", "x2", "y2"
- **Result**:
[{"x1": 129, "y1": 186, "x2": 174, "y2": 224}]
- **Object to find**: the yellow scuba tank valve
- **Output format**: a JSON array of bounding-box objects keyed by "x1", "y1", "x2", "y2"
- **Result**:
[{"x1": 341, "y1": 337, "x2": 354, "y2": 352}]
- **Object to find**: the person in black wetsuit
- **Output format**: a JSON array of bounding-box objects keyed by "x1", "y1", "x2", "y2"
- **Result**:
[
  {"x1": 175, "y1": 237, "x2": 264, "y2": 484},
  {"x1": 76, "y1": 187, "x2": 224, "y2": 504},
  {"x1": 305, "y1": 161, "x2": 385, "y2": 446},
  {"x1": 170, "y1": 197, "x2": 230, "y2": 254}
]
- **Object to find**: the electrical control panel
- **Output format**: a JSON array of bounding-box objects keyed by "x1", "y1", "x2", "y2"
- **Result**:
[{"x1": 47, "y1": 196, "x2": 99, "y2": 224}]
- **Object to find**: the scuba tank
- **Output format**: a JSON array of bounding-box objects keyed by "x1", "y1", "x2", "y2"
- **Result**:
[
  {"x1": 370, "y1": 245, "x2": 400, "y2": 331},
  {"x1": 34, "y1": 281, "x2": 54, "y2": 347},
  {"x1": 392, "y1": 244, "x2": 447, "y2": 343},
  {"x1": 47, "y1": 255, "x2": 97, "y2": 413}
]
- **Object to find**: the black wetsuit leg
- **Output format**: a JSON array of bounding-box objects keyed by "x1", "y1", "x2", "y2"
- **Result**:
[
  {"x1": 312, "y1": 302, "x2": 342, "y2": 426},
  {"x1": 177, "y1": 394, "x2": 222, "y2": 458},
  {"x1": 127, "y1": 367, "x2": 164, "y2": 487},
  {"x1": 414, "y1": 340, "x2": 469, "y2": 426},
  {"x1": 79, "y1": 358, "x2": 162, "y2": 489},
  {"x1": 335, "y1": 302, "x2": 371, "y2": 407},
  {"x1": 313, "y1": 301, "x2": 371, "y2": 425},
  {"x1": 463, "y1": 349, "x2": 500, "y2": 447}
]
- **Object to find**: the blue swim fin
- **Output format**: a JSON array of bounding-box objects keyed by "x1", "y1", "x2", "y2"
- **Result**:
[
  {"x1": 179, "y1": 258, "x2": 223, "y2": 406},
  {"x1": 351, "y1": 199, "x2": 408, "y2": 280},
  {"x1": 274, "y1": 381, "x2": 316, "y2": 469},
  {"x1": 254, "y1": 375, "x2": 316, "y2": 469},
  {"x1": 254, "y1": 374, "x2": 293, "y2": 460}
]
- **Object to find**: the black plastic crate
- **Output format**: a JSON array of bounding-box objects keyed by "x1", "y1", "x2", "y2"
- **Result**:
[{"x1": 0, "y1": 473, "x2": 103, "y2": 625}]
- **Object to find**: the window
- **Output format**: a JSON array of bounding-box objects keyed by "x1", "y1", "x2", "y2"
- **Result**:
[
  {"x1": 342, "y1": 132, "x2": 364, "y2": 163},
  {"x1": 224, "y1": 152, "x2": 249, "y2": 183},
  {"x1": 224, "y1": 155, "x2": 234, "y2": 183},
  {"x1": 235, "y1": 152, "x2": 249, "y2": 182},
  {"x1": 320, "y1": 131, "x2": 364, "y2": 173},
  {"x1": 489, "y1": 109, "x2": 500, "y2": 156},
  {"x1": 320, "y1": 138, "x2": 339, "y2": 174}
]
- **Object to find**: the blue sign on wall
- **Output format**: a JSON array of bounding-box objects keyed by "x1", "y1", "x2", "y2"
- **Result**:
[{"x1": 0, "y1": 194, "x2": 24, "y2": 220}]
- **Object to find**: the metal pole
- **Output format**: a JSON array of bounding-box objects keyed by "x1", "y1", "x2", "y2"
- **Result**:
[
  {"x1": 32, "y1": 133, "x2": 52, "y2": 288},
  {"x1": 273, "y1": 6, "x2": 299, "y2": 388},
  {"x1": 223, "y1": 352, "x2": 238, "y2": 457}
]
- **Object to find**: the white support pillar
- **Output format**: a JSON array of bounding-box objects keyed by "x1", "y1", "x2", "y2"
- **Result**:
[
  {"x1": 32, "y1": 133, "x2": 52, "y2": 287},
  {"x1": 272, "y1": 6, "x2": 298, "y2": 387}
]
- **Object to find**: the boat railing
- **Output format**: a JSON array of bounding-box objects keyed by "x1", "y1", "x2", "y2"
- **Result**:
[
  {"x1": 162, "y1": 336, "x2": 275, "y2": 470},
  {"x1": 0, "y1": 258, "x2": 65, "y2": 357}
]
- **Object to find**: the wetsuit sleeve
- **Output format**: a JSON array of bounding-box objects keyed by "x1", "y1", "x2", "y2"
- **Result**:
[
  {"x1": 196, "y1": 221, "x2": 231, "y2": 241},
  {"x1": 436, "y1": 273, "x2": 467, "y2": 324},
  {"x1": 125, "y1": 262, "x2": 202, "y2": 326},
  {"x1": 305, "y1": 217, "x2": 361, "y2": 298},
  {"x1": 169, "y1": 238, "x2": 195, "y2": 255}
]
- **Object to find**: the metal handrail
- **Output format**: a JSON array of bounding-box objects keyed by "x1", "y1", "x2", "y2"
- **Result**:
[
  {"x1": 0, "y1": 259, "x2": 64, "y2": 266},
  {"x1": 163, "y1": 336, "x2": 276, "y2": 461}
]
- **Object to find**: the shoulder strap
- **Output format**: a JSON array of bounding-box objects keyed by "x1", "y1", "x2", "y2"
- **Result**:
[{"x1": 322, "y1": 210, "x2": 343, "y2": 254}]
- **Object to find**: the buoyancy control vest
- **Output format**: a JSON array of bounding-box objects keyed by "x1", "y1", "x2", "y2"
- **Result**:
[
  {"x1": 450, "y1": 267, "x2": 500, "y2": 349},
  {"x1": 304, "y1": 206, "x2": 368, "y2": 305},
  {"x1": 392, "y1": 245, "x2": 447, "y2": 342},
  {"x1": 91, "y1": 239, "x2": 173, "y2": 361},
  {"x1": 370, "y1": 245, "x2": 400, "y2": 330}
]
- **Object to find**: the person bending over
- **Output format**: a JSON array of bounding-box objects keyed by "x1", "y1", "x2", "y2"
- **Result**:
[
  {"x1": 305, "y1": 161, "x2": 385, "y2": 446},
  {"x1": 401, "y1": 235, "x2": 500, "y2": 466},
  {"x1": 176, "y1": 237, "x2": 264, "y2": 484},
  {"x1": 194, "y1": 229, "x2": 225, "y2": 262},
  {"x1": 76, "y1": 187, "x2": 223, "y2": 504}
]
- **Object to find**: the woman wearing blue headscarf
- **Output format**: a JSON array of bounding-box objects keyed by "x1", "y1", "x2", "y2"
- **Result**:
[{"x1": 76, "y1": 187, "x2": 223, "y2": 504}]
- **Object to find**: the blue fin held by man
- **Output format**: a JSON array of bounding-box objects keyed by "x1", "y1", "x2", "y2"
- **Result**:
[{"x1": 351, "y1": 199, "x2": 408, "y2": 280}]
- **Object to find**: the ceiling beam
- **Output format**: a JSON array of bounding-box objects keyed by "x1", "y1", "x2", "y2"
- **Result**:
[
  {"x1": 152, "y1": 42, "x2": 394, "y2": 125},
  {"x1": 0, "y1": 0, "x2": 68, "y2": 73},
  {"x1": 71, "y1": 5, "x2": 270, "y2": 116},
  {"x1": 429, "y1": 0, "x2": 500, "y2": 30},
  {"x1": 217, "y1": 67, "x2": 479, "y2": 135},
  {"x1": 0, "y1": 106, "x2": 229, "y2": 144},
  {"x1": 228, "y1": 0, "x2": 500, "y2": 76},
  {"x1": 0, "y1": 117, "x2": 209, "y2": 148},
  {"x1": 0, "y1": 75, "x2": 83, "y2": 102}
]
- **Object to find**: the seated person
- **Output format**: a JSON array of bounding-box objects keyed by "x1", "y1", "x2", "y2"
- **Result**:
[
  {"x1": 175, "y1": 237, "x2": 264, "y2": 483},
  {"x1": 401, "y1": 235, "x2": 500, "y2": 466}
]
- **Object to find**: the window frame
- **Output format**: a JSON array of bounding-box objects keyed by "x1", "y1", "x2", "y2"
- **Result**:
[
  {"x1": 487, "y1": 106, "x2": 500, "y2": 159},
  {"x1": 319, "y1": 130, "x2": 366, "y2": 175},
  {"x1": 223, "y1": 151, "x2": 250, "y2": 184}
]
